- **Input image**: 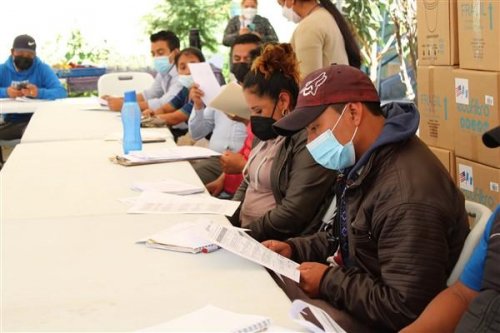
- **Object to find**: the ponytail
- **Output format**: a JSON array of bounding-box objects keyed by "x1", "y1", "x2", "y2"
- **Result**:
[{"x1": 319, "y1": 0, "x2": 361, "y2": 68}]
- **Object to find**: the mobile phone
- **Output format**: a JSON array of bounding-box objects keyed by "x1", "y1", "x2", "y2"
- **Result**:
[{"x1": 12, "y1": 81, "x2": 29, "y2": 90}]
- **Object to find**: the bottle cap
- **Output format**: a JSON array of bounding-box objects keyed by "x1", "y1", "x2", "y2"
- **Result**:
[{"x1": 124, "y1": 90, "x2": 137, "y2": 103}]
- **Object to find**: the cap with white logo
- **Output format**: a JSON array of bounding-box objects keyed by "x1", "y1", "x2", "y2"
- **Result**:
[
  {"x1": 12, "y1": 34, "x2": 36, "y2": 53},
  {"x1": 273, "y1": 64, "x2": 380, "y2": 136}
]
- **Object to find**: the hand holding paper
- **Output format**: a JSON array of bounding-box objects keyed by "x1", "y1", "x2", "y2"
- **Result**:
[{"x1": 188, "y1": 62, "x2": 221, "y2": 106}]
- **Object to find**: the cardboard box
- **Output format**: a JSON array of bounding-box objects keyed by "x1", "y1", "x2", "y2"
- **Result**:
[
  {"x1": 458, "y1": 0, "x2": 500, "y2": 71},
  {"x1": 417, "y1": 0, "x2": 459, "y2": 65},
  {"x1": 452, "y1": 69, "x2": 500, "y2": 167},
  {"x1": 456, "y1": 157, "x2": 500, "y2": 211},
  {"x1": 429, "y1": 145, "x2": 456, "y2": 181},
  {"x1": 417, "y1": 66, "x2": 457, "y2": 150}
]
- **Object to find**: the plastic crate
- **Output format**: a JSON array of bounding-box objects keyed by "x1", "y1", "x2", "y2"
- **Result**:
[{"x1": 55, "y1": 67, "x2": 106, "y2": 78}]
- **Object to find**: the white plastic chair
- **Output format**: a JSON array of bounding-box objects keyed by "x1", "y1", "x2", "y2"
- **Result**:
[
  {"x1": 447, "y1": 201, "x2": 493, "y2": 286},
  {"x1": 97, "y1": 72, "x2": 154, "y2": 97}
]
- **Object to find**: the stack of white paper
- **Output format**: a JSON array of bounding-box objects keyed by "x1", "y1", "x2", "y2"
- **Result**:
[
  {"x1": 136, "y1": 222, "x2": 219, "y2": 254},
  {"x1": 127, "y1": 191, "x2": 240, "y2": 216},
  {"x1": 290, "y1": 300, "x2": 347, "y2": 333},
  {"x1": 112, "y1": 146, "x2": 221, "y2": 166},
  {"x1": 139, "y1": 304, "x2": 271, "y2": 333},
  {"x1": 131, "y1": 179, "x2": 204, "y2": 195}
]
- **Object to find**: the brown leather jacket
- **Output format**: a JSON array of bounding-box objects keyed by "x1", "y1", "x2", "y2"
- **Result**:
[
  {"x1": 230, "y1": 130, "x2": 337, "y2": 242},
  {"x1": 288, "y1": 134, "x2": 469, "y2": 332}
]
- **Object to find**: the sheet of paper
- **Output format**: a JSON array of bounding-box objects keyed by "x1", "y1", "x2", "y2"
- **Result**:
[
  {"x1": 128, "y1": 191, "x2": 240, "y2": 216},
  {"x1": 131, "y1": 179, "x2": 204, "y2": 195},
  {"x1": 124, "y1": 146, "x2": 221, "y2": 162},
  {"x1": 139, "y1": 304, "x2": 271, "y2": 333},
  {"x1": 289, "y1": 300, "x2": 346, "y2": 333},
  {"x1": 137, "y1": 221, "x2": 217, "y2": 254},
  {"x1": 188, "y1": 62, "x2": 222, "y2": 106},
  {"x1": 201, "y1": 222, "x2": 300, "y2": 282},
  {"x1": 208, "y1": 81, "x2": 250, "y2": 119}
]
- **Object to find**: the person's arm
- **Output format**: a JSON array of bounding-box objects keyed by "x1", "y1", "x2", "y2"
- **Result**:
[
  {"x1": 293, "y1": 24, "x2": 324, "y2": 77},
  {"x1": 188, "y1": 106, "x2": 216, "y2": 140},
  {"x1": 247, "y1": 134, "x2": 337, "y2": 242},
  {"x1": 222, "y1": 16, "x2": 240, "y2": 47},
  {"x1": 156, "y1": 110, "x2": 188, "y2": 126},
  {"x1": 145, "y1": 78, "x2": 183, "y2": 111},
  {"x1": 37, "y1": 63, "x2": 67, "y2": 99},
  {"x1": 400, "y1": 281, "x2": 478, "y2": 333},
  {"x1": 319, "y1": 204, "x2": 459, "y2": 331}
]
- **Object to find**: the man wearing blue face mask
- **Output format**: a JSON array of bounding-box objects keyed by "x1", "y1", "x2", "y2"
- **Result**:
[
  {"x1": 264, "y1": 64, "x2": 470, "y2": 332},
  {"x1": 104, "y1": 30, "x2": 183, "y2": 111}
]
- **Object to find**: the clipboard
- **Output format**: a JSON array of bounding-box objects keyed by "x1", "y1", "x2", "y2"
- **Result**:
[{"x1": 208, "y1": 82, "x2": 250, "y2": 120}]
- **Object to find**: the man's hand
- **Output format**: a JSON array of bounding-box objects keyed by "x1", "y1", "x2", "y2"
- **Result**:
[
  {"x1": 220, "y1": 151, "x2": 246, "y2": 174},
  {"x1": 262, "y1": 240, "x2": 292, "y2": 258},
  {"x1": 298, "y1": 262, "x2": 329, "y2": 298},
  {"x1": 189, "y1": 84, "x2": 205, "y2": 110},
  {"x1": 107, "y1": 97, "x2": 124, "y2": 111},
  {"x1": 6, "y1": 86, "x2": 23, "y2": 98},
  {"x1": 142, "y1": 108, "x2": 155, "y2": 117},
  {"x1": 20, "y1": 83, "x2": 38, "y2": 98},
  {"x1": 206, "y1": 174, "x2": 225, "y2": 197}
]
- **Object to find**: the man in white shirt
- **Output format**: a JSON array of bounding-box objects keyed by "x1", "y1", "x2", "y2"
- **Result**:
[
  {"x1": 188, "y1": 34, "x2": 261, "y2": 184},
  {"x1": 104, "y1": 30, "x2": 183, "y2": 111}
]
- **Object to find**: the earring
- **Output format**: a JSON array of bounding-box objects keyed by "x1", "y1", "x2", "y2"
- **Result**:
[{"x1": 281, "y1": 108, "x2": 289, "y2": 116}]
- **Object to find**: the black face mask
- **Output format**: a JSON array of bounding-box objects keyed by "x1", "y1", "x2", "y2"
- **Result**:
[
  {"x1": 14, "y1": 56, "x2": 34, "y2": 71},
  {"x1": 250, "y1": 100, "x2": 279, "y2": 141},
  {"x1": 230, "y1": 62, "x2": 251, "y2": 83}
]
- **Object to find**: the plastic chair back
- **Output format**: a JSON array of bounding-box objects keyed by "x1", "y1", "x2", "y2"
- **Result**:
[
  {"x1": 447, "y1": 201, "x2": 493, "y2": 286},
  {"x1": 97, "y1": 72, "x2": 154, "y2": 97}
]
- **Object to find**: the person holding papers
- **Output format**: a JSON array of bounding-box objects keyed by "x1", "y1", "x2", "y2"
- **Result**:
[
  {"x1": 263, "y1": 64, "x2": 469, "y2": 331},
  {"x1": 188, "y1": 35, "x2": 260, "y2": 185},
  {"x1": 142, "y1": 48, "x2": 205, "y2": 142},
  {"x1": 228, "y1": 43, "x2": 337, "y2": 242},
  {"x1": 0, "y1": 34, "x2": 67, "y2": 141}
]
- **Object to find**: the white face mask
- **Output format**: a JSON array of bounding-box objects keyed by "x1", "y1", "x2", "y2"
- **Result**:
[
  {"x1": 282, "y1": 3, "x2": 301, "y2": 23},
  {"x1": 242, "y1": 7, "x2": 257, "y2": 20}
]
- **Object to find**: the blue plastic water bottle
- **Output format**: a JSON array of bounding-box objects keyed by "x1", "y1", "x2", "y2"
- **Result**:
[{"x1": 121, "y1": 90, "x2": 142, "y2": 154}]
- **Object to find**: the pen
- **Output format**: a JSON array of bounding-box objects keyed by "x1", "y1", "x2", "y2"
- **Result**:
[{"x1": 201, "y1": 245, "x2": 219, "y2": 253}]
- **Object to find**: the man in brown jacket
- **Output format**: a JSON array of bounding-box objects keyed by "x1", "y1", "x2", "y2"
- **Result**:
[{"x1": 265, "y1": 64, "x2": 470, "y2": 332}]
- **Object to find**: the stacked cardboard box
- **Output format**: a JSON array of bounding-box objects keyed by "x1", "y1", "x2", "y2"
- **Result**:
[{"x1": 417, "y1": 0, "x2": 499, "y2": 210}]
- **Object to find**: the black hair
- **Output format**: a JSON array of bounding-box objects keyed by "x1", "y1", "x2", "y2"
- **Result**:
[
  {"x1": 243, "y1": 43, "x2": 300, "y2": 109},
  {"x1": 174, "y1": 47, "x2": 205, "y2": 67},
  {"x1": 150, "y1": 30, "x2": 180, "y2": 51},
  {"x1": 232, "y1": 33, "x2": 262, "y2": 48},
  {"x1": 318, "y1": 0, "x2": 361, "y2": 68}
]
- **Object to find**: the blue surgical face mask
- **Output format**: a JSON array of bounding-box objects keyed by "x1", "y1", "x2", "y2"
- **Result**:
[
  {"x1": 153, "y1": 56, "x2": 173, "y2": 74},
  {"x1": 178, "y1": 74, "x2": 195, "y2": 89},
  {"x1": 306, "y1": 106, "x2": 358, "y2": 171}
]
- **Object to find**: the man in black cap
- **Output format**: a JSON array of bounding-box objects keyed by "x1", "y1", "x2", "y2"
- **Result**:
[
  {"x1": 402, "y1": 126, "x2": 500, "y2": 333},
  {"x1": 0, "y1": 34, "x2": 67, "y2": 141},
  {"x1": 263, "y1": 64, "x2": 469, "y2": 331}
]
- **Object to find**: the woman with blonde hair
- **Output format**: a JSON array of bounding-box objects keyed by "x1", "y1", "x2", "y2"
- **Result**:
[{"x1": 229, "y1": 43, "x2": 337, "y2": 242}]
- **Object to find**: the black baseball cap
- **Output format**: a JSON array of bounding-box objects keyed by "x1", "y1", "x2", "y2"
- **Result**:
[
  {"x1": 483, "y1": 126, "x2": 500, "y2": 148},
  {"x1": 273, "y1": 64, "x2": 380, "y2": 136},
  {"x1": 12, "y1": 34, "x2": 36, "y2": 53}
]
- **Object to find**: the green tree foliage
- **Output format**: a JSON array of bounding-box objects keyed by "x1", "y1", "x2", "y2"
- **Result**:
[
  {"x1": 144, "y1": 0, "x2": 230, "y2": 52},
  {"x1": 342, "y1": 0, "x2": 417, "y2": 99}
]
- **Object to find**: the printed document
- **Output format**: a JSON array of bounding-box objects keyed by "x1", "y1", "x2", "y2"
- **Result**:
[
  {"x1": 128, "y1": 191, "x2": 240, "y2": 216},
  {"x1": 202, "y1": 221, "x2": 300, "y2": 282},
  {"x1": 112, "y1": 146, "x2": 221, "y2": 166},
  {"x1": 139, "y1": 304, "x2": 271, "y2": 332},
  {"x1": 131, "y1": 179, "x2": 204, "y2": 195},
  {"x1": 290, "y1": 300, "x2": 347, "y2": 333},
  {"x1": 188, "y1": 62, "x2": 222, "y2": 105},
  {"x1": 208, "y1": 81, "x2": 250, "y2": 119}
]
